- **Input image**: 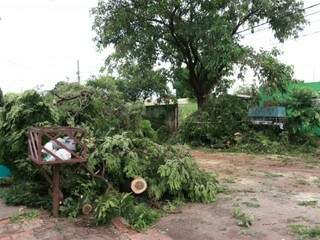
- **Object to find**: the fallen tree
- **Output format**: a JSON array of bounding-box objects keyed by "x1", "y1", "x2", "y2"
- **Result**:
[{"x1": 0, "y1": 79, "x2": 218, "y2": 230}]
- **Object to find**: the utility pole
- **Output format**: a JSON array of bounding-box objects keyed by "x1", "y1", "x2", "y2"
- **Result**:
[{"x1": 76, "y1": 59, "x2": 80, "y2": 84}]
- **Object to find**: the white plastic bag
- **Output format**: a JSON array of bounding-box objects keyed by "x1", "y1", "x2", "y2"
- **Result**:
[
  {"x1": 41, "y1": 142, "x2": 54, "y2": 153},
  {"x1": 55, "y1": 149, "x2": 71, "y2": 161}
]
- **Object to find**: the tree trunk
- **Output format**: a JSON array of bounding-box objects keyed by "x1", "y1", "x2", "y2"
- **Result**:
[
  {"x1": 196, "y1": 94, "x2": 207, "y2": 109},
  {"x1": 188, "y1": 68, "x2": 211, "y2": 109}
]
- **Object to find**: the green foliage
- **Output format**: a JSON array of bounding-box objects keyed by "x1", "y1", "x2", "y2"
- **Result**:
[
  {"x1": 10, "y1": 210, "x2": 39, "y2": 223},
  {"x1": 0, "y1": 79, "x2": 218, "y2": 230},
  {"x1": 179, "y1": 102, "x2": 197, "y2": 122},
  {"x1": 172, "y1": 69, "x2": 194, "y2": 99},
  {"x1": 92, "y1": 0, "x2": 306, "y2": 107},
  {"x1": 232, "y1": 207, "x2": 253, "y2": 228},
  {"x1": 180, "y1": 95, "x2": 249, "y2": 146},
  {"x1": 138, "y1": 120, "x2": 158, "y2": 141},
  {"x1": 180, "y1": 88, "x2": 320, "y2": 154},
  {"x1": 59, "y1": 197, "x2": 82, "y2": 219},
  {"x1": 297, "y1": 200, "x2": 318, "y2": 208},
  {"x1": 289, "y1": 224, "x2": 320, "y2": 240},
  {"x1": 94, "y1": 192, "x2": 160, "y2": 231},
  {"x1": 0, "y1": 181, "x2": 51, "y2": 209},
  {"x1": 245, "y1": 49, "x2": 295, "y2": 94},
  {"x1": 115, "y1": 65, "x2": 172, "y2": 102},
  {"x1": 0, "y1": 91, "x2": 54, "y2": 176},
  {"x1": 94, "y1": 192, "x2": 134, "y2": 225},
  {"x1": 90, "y1": 133, "x2": 218, "y2": 203},
  {"x1": 0, "y1": 177, "x2": 13, "y2": 186},
  {"x1": 282, "y1": 88, "x2": 320, "y2": 143},
  {"x1": 230, "y1": 130, "x2": 287, "y2": 154}
]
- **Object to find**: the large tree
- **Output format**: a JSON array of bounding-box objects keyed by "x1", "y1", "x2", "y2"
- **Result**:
[{"x1": 92, "y1": 0, "x2": 306, "y2": 108}]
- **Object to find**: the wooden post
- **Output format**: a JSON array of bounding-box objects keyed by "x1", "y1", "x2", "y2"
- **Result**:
[{"x1": 52, "y1": 165, "x2": 60, "y2": 217}]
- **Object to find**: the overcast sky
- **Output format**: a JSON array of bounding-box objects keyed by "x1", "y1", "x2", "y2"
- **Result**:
[{"x1": 1, "y1": 0, "x2": 320, "y2": 93}]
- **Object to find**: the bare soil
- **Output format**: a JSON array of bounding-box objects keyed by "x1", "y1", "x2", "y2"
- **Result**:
[{"x1": 154, "y1": 151, "x2": 320, "y2": 240}]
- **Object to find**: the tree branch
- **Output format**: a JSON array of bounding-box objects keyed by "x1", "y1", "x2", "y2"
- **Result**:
[
  {"x1": 232, "y1": 7, "x2": 261, "y2": 35},
  {"x1": 53, "y1": 90, "x2": 91, "y2": 104}
]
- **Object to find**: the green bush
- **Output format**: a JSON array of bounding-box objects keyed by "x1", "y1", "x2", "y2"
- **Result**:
[
  {"x1": 0, "y1": 181, "x2": 51, "y2": 209},
  {"x1": 180, "y1": 95, "x2": 249, "y2": 147},
  {"x1": 0, "y1": 91, "x2": 54, "y2": 168},
  {"x1": 180, "y1": 89, "x2": 320, "y2": 154},
  {"x1": 94, "y1": 192, "x2": 161, "y2": 231},
  {"x1": 89, "y1": 133, "x2": 218, "y2": 202},
  {"x1": 282, "y1": 88, "x2": 320, "y2": 144}
]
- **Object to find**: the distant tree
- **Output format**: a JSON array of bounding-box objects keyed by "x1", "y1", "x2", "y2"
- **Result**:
[
  {"x1": 92, "y1": 0, "x2": 306, "y2": 108},
  {"x1": 115, "y1": 64, "x2": 172, "y2": 102},
  {"x1": 235, "y1": 84, "x2": 258, "y2": 97}
]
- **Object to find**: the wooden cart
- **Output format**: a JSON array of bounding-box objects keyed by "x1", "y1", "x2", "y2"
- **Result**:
[{"x1": 28, "y1": 127, "x2": 87, "y2": 217}]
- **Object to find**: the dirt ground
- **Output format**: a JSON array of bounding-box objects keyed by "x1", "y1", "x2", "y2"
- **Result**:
[
  {"x1": 154, "y1": 151, "x2": 320, "y2": 240},
  {"x1": 1, "y1": 151, "x2": 320, "y2": 240}
]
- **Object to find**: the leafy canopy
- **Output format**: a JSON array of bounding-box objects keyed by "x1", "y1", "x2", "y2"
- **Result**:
[{"x1": 92, "y1": 0, "x2": 306, "y2": 107}]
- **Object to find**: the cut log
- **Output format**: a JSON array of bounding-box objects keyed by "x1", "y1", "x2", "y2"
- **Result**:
[
  {"x1": 130, "y1": 177, "x2": 147, "y2": 194},
  {"x1": 82, "y1": 203, "x2": 93, "y2": 215}
]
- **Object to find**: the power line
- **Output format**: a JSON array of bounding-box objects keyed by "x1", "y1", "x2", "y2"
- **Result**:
[
  {"x1": 266, "y1": 29, "x2": 320, "y2": 48},
  {"x1": 237, "y1": 2, "x2": 320, "y2": 35},
  {"x1": 242, "y1": 9, "x2": 320, "y2": 37}
]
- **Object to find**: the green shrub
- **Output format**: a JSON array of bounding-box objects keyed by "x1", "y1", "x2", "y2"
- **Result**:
[
  {"x1": 282, "y1": 88, "x2": 320, "y2": 144},
  {"x1": 232, "y1": 207, "x2": 253, "y2": 228},
  {"x1": 180, "y1": 89, "x2": 320, "y2": 154},
  {"x1": 289, "y1": 224, "x2": 320, "y2": 240},
  {"x1": 89, "y1": 133, "x2": 218, "y2": 202},
  {"x1": 0, "y1": 181, "x2": 51, "y2": 209},
  {"x1": 180, "y1": 95, "x2": 249, "y2": 146},
  {"x1": 0, "y1": 91, "x2": 54, "y2": 169},
  {"x1": 10, "y1": 210, "x2": 39, "y2": 223},
  {"x1": 94, "y1": 192, "x2": 160, "y2": 231}
]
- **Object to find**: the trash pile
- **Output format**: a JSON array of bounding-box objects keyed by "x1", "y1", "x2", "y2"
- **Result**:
[{"x1": 42, "y1": 137, "x2": 76, "y2": 161}]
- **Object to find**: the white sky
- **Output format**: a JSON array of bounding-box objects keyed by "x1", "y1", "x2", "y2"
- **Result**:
[{"x1": 1, "y1": 0, "x2": 320, "y2": 93}]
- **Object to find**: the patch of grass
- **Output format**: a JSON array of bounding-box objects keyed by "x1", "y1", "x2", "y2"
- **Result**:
[
  {"x1": 242, "y1": 201, "x2": 260, "y2": 208},
  {"x1": 232, "y1": 207, "x2": 253, "y2": 228},
  {"x1": 313, "y1": 177, "x2": 320, "y2": 188},
  {"x1": 298, "y1": 200, "x2": 318, "y2": 208},
  {"x1": 264, "y1": 172, "x2": 284, "y2": 178},
  {"x1": 10, "y1": 210, "x2": 39, "y2": 223},
  {"x1": 295, "y1": 177, "x2": 309, "y2": 186},
  {"x1": 53, "y1": 223, "x2": 63, "y2": 232},
  {"x1": 162, "y1": 200, "x2": 184, "y2": 213},
  {"x1": 289, "y1": 224, "x2": 320, "y2": 240},
  {"x1": 219, "y1": 185, "x2": 233, "y2": 195},
  {"x1": 179, "y1": 102, "x2": 197, "y2": 121},
  {"x1": 222, "y1": 176, "x2": 236, "y2": 184}
]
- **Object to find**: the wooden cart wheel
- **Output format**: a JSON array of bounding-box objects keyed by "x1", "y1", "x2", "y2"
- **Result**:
[{"x1": 130, "y1": 177, "x2": 147, "y2": 194}]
